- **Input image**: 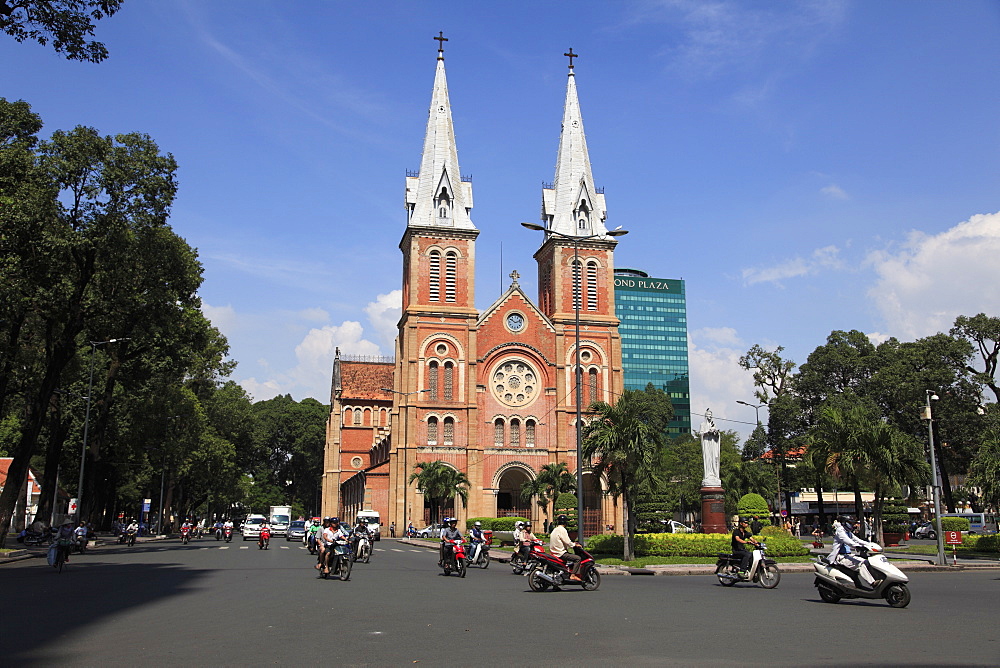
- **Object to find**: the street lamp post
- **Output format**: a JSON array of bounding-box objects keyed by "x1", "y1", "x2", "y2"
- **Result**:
[
  {"x1": 382, "y1": 387, "x2": 430, "y2": 536},
  {"x1": 76, "y1": 338, "x2": 128, "y2": 522},
  {"x1": 923, "y1": 391, "x2": 946, "y2": 565},
  {"x1": 521, "y1": 222, "x2": 628, "y2": 544},
  {"x1": 736, "y1": 400, "x2": 764, "y2": 425}
]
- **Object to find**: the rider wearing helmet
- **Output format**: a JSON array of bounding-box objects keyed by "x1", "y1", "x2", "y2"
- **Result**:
[
  {"x1": 549, "y1": 515, "x2": 581, "y2": 581},
  {"x1": 731, "y1": 517, "x2": 759, "y2": 579},
  {"x1": 513, "y1": 520, "x2": 526, "y2": 546},
  {"x1": 439, "y1": 517, "x2": 463, "y2": 567},
  {"x1": 828, "y1": 515, "x2": 880, "y2": 588},
  {"x1": 468, "y1": 520, "x2": 485, "y2": 561}
]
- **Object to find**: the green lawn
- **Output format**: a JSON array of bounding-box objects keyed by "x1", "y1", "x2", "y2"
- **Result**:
[{"x1": 896, "y1": 544, "x2": 997, "y2": 559}]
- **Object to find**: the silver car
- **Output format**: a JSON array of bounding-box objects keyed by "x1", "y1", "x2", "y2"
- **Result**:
[{"x1": 286, "y1": 520, "x2": 307, "y2": 542}]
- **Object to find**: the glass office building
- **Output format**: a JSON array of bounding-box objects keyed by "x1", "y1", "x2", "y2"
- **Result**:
[{"x1": 613, "y1": 268, "x2": 690, "y2": 436}]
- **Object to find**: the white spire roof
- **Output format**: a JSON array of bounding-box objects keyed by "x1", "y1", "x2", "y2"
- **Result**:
[
  {"x1": 405, "y1": 41, "x2": 475, "y2": 230},
  {"x1": 541, "y1": 63, "x2": 607, "y2": 237}
]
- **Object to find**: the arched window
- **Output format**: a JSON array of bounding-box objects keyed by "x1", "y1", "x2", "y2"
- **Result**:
[
  {"x1": 587, "y1": 261, "x2": 598, "y2": 311},
  {"x1": 445, "y1": 251, "x2": 457, "y2": 302},
  {"x1": 494, "y1": 419, "x2": 504, "y2": 447},
  {"x1": 429, "y1": 250, "x2": 441, "y2": 302},
  {"x1": 427, "y1": 417, "x2": 438, "y2": 445},
  {"x1": 436, "y1": 187, "x2": 452, "y2": 225},
  {"x1": 572, "y1": 259, "x2": 582, "y2": 311},
  {"x1": 588, "y1": 368, "x2": 599, "y2": 407},
  {"x1": 443, "y1": 417, "x2": 454, "y2": 446},
  {"x1": 444, "y1": 361, "x2": 454, "y2": 401},
  {"x1": 526, "y1": 420, "x2": 536, "y2": 447},
  {"x1": 428, "y1": 361, "x2": 439, "y2": 401},
  {"x1": 352, "y1": 408, "x2": 361, "y2": 426},
  {"x1": 510, "y1": 419, "x2": 521, "y2": 447}
]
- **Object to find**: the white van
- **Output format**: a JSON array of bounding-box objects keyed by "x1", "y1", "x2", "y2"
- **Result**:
[{"x1": 356, "y1": 510, "x2": 381, "y2": 541}]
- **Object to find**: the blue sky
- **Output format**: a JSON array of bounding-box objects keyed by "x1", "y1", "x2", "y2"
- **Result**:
[{"x1": 4, "y1": 1, "x2": 999, "y2": 440}]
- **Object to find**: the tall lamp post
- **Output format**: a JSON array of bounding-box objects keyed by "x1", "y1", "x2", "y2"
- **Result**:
[
  {"x1": 382, "y1": 387, "x2": 430, "y2": 536},
  {"x1": 922, "y1": 391, "x2": 946, "y2": 565},
  {"x1": 521, "y1": 222, "x2": 628, "y2": 543},
  {"x1": 76, "y1": 338, "x2": 128, "y2": 521}
]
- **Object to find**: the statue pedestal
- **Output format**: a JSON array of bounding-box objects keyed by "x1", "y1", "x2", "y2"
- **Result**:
[{"x1": 700, "y1": 487, "x2": 727, "y2": 534}]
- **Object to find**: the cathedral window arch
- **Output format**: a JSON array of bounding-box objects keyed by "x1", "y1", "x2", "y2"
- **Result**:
[
  {"x1": 444, "y1": 361, "x2": 454, "y2": 400},
  {"x1": 436, "y1": 187, "x2": 452, "y2": 226},
  {"x1": 427, "y1": 416, "x2": 438, "y2": 445},
  {"x1": 586, "y1": 260, "x2": 598, "y2": 311},
  {"x1": 428, "y1": 361, "x2": 439, "y2": 401},
  {"x1": 352, "y1": 408, "x2": 361, "y2": 426},
  {"x1": 510, "y1": 418, "x2": 521, "y2": 447},
  {"x1": 443, "y1": 417, "x2": 454, "y2": 445},
  {"x1": 429, "y1": 250, "x2": 441, "y2": 302},
  {"x1": 571, "y1": 259, "x2": 582, "y2": 311},
  {"x1": 525, "y1": 420, "x2": 536, "y2": 447},
  {"x1": 576, "y1": 199, "x2": 591, "y2": 233},
  {"x1": 445, "y1": 251, "x2": 457, "y2": 302},
  {"x1": 494, "y1": 419, "x2": 505, "y2": 447},
  {"x1": 587, "y1": 368, "x2": 599, "y2": 407}
]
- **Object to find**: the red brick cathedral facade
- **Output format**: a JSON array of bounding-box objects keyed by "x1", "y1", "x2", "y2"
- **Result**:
[{"x1": 322, "y1": 43, "x2": 625, "y2": 534}]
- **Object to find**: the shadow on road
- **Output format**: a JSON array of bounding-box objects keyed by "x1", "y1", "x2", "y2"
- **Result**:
[{"x1": 0, "y1": 558, "x2": 210, "y2": 665}]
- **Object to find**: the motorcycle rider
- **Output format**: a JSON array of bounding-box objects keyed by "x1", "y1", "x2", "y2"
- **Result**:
[
  {"x1": 125, "y1": 519, "x2": 139, "y2": 537},
  {"x1": 320, "y1": 517, "x2": 349, "y2": 575},
  {"x1": 258, "y1": 521, "x2": 271, "y2": 548},
  {"x1": 439, "y1": 517, "x2": 463, "y2": 567},
  {"x1": 549, "y1": 515, "x2": 582, "y2": 581},
  {"x1": 513, "y1": 520, "x2": 525, "y2": 546},
  {"x1": 307, "y1": 519, "x2": 321, "y2": 549},
  {"x1": 731, "y1": 517, "x2": 759, "y2": 579},
  {"x1": 519, "y1": 521, "x2": 538, "y2": 560},
  {"x1": 467, "y1": 521, "x2": 485, "y2": 562},
  {"x1": 827, "y1": 515, "x2": 880, "y2": 589},
  {"x1": 351, "y1": 517, "x2": 369, "y2": 558}
]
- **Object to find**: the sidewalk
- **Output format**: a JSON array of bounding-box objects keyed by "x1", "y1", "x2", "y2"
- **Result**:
[{"x1": 0, "y1": 533, "x2": 172, "y2": 565}]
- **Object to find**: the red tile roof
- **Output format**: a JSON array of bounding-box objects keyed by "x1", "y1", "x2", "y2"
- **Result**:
[{"x1": 341, "y1": 362, "x2": 395, "y2": 401}]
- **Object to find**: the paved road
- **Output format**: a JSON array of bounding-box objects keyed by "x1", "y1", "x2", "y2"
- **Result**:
[{"x1": 3, "y1": 537, "x2": 999, "y2": 666}]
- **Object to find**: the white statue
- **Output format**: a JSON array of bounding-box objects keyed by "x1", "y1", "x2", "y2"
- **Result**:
[{"x1": 700, "y1": 408, "x2": 721, "y2": 488}]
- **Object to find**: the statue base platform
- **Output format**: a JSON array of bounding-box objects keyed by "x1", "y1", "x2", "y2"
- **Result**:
[{"x1": 700, "y1": 486, "x2": 727, "y2": 534}]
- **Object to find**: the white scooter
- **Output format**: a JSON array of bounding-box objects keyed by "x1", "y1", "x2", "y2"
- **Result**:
[
  {"x1": 352, "y1": 532, "x2": 371, "y2": 563},
  {"x1": 715, "y1": 541, "x2": 781, "y2": 588},
  {"x1": 813, "y1": 542, "x2": 910, "y2": 608},
  {"x1": 467, "y1": 540, "x2": 490, "y2": 569}
]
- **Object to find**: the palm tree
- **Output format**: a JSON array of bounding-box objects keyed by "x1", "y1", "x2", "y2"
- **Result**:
[
  {"x1": 583, "y1": 390, "x2": 665, "y2": 561},
  {"x1": 409, "y1": 460, "x2": 470, "y2": 525},
  {"x1": 520, "y1": 462, "x2": 575, "y2": 525}
]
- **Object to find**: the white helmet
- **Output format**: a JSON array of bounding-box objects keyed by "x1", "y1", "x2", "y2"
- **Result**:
[{"x1": 515, "y1": 521, "x2": 525, "y2": 529}]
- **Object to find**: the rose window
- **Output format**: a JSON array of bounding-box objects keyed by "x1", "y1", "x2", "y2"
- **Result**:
[{"x1": 491, "y1": 360, "x2": 538, "y2": 407}]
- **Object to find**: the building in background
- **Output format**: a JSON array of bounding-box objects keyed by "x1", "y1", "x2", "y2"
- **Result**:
[{"x1": 613, "y1": 268, "x2": 690, "y2": 436}]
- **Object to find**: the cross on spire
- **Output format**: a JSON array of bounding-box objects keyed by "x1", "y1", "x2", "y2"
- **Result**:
[
  {"x1": 564, "y1": 48, "x2": 577, "y2": 70},
  {"x1": 509, "y1": 269, "x2": 520, "y2": 286},
  {"x1": 435, "y1": 31, "x2": 448, "y2": 59}
]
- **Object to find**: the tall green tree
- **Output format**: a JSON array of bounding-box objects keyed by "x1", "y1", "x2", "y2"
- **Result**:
[
  {"x1": 582, "y1": 389, "x2": 667, "y2": 560},
  {"x1": 409, "y1": 460, "x2": 470, "y2": 525},
  {"x1": 0, "y1": 0, "x2": 123, "y2": 62},
  {"x1": 950, "y1": 313, "x2": 1000, "y2": 403}
]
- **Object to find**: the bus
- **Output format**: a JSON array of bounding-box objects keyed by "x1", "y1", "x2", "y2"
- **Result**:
[{"x1": 941, "y1": 512, "x2": 998, "y2": 535}]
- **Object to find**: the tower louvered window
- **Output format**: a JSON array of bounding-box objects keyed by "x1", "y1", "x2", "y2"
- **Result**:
[
  {"x1": 444, "y1": 417, "x2": 454, "y2": 445},
  {"x1": 510, "y1": 419, "x2": 521, "y2": 447},
  {"x1": 526, "y1": 420, "x2": 536, "y2": 447},
  {"x1": 427, "y1": 417, "x2": 438, "y2": 445},
  {"x1": 494, "y1": 419, "x2": 504, "y2": 446},
  {"x1": 444, "y1": 361, "x2": 454, "y2": 400},
  {"x1": 572, "y1": 259, "x2": 582, "y2": 311},
  {"x1": 428, "y1": 362, "x2": 439, "y2": 401},
  {"x1": 445, "y1": 251, "x2": 457, "y2": 302},
  {"x1": 587, "y1": 261, "x2": 598, "y2": 311},
  {"x1": 429, "y1": 251, "x2": 441, "y2": 302}
]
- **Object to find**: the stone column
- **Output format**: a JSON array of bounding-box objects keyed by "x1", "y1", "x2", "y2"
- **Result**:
[{"x1": 700, "y1": 487, "x2": 727, "y2": 534}]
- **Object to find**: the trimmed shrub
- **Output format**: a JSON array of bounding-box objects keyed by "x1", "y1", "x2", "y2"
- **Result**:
[
  {"x1": 760, "y1": 525, "x2": 787, "y2": 538},
  {"x1": 941, "y1": 516, "x2": 971, "y2": 531},
  {"x1": 881, "y1": 497, "x2": 909, "y2": 534},
  {"x1": 554, "y1": 493, "x2": 578, "y2": 532},
  {"x1": 737, "y1": 493, "x2": 772, "y2": 526},
  {"x1": 635, "y1": 493, "x2": 673, "y2": 533},
  {"x1": 585, "y1": 532, "x2": 809, "y2": 558}
]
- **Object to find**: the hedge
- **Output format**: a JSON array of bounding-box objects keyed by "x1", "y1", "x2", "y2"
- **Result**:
[
  {"x1": 585, "y1": 532, "x2": 809, "y2": 558},
  {"x1": 962, "y1": 534, "x2": 999, "y2": 552},
  {"x1": 466, "y1": 517, "x2": 529, "y2": 531},
  {"x1": 737, "y1": 493, "x2": 772, "y2": 527},
  {"x1": 941, "y1": 517, "x2": 971, "y2": 531},
  {"x1": 882, "y1": 497, "x2": 909, "y2": 533}
]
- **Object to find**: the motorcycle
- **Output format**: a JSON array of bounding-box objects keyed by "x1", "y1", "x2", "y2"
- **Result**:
[
  {"x1": 224, "y1": 527, "x2": 233, "y2": 543},
  {"x1": 510, "y1": 539, "x2": 545, "y2": 575},
  {"x1": 125, "y1": 528, "x2": 137, "y2": 547},
  {"x1": 468, "y1": 540, "x2": 490, "y2": 569},
  {"x1": 715, "y1": 541, "x2": 781, "y2": 589},
  {"x1": 527, "y1": 545, "x2": 601, "y2": 592},
  {"x1": 215, "y1": 527, "x2": 223, "y2": 541},
  {"x1": 813, "y1": 542, "x2": 910, "y2": 608},
  {"x1": 353, "y1": 533, "x2": 371, "y2": 563},
  {"x1": 321, "y1": 538, "x2": 352, "y2": 580},
  {"x1": 307, "y1": 532, "x2": 318, "y2": 554},
  {"x1": 180, "y1": 527, "x2": 191, "y2": 544},
  {"x1": 441, "y1": 538, "x2": 467, "y2": 577},
  {"x1": 20, "y1": 528, "x2": 55, "y2": 547},
  {"x1": 258, "y1": 528, "x2": 271, "y2": 550}
]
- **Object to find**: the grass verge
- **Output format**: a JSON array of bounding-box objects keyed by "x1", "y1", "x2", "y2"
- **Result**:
[{"x1": 593, "y1": 555, "x2": 816, "y2": 567}]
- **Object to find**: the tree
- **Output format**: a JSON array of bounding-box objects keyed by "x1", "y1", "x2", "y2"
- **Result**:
[
  {"x1": 582, "y1": 389, "x2": 666, "y2": 561},
  {"x1": 0, "y1": 1, "x2": 123, "y2": 62},
  {"x1": 520, "y1": 461, "x2": 574, "y2": 524},
  {"x1": 409, "y1": 460, "x2": 469, "y2": 525},
  {"x1": 968, "y1": 416, "x2": 1000, "y2": 512},
  {"x1": 950, "y1": 313, "x2": 1000, "y2": 403}
]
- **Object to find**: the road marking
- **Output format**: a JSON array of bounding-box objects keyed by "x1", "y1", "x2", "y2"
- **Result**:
[
  {"x1": 391, "y1": 549, "x2": 405, "y2": 552},
  {"x1": 200, "y1": 547, "x2": 208, "y2": 550},
  {"x1": 240, "y1": 546, "x2": 249, "y2": 549},
  {"x1": 280, "y1": 546, "x2": 289, "y2": 549},
  {"x1": 219, "y1": 546, "x2": 229, "y2": 550},
  {"x1": 409, "y1": 549, "x2": 423, "y2": 553}
]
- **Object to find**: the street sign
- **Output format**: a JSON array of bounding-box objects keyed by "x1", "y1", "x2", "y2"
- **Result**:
[
  {"x1": 68, "y1": 498, "x2": 78, "y2": 514},
  {"x1": 142, "y1": 501, "x2": 151, "y2": 512},
  {"x1": 945, "y1": 530, "x2": 963, "y2": 545},
  {"x1": 780, "y1": 509, "x2": 788, "y2": 517}
]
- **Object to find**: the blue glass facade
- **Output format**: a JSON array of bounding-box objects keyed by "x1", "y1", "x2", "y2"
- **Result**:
[{"x1": 613, "y1": 268, "x2": 690, "y2": 436}]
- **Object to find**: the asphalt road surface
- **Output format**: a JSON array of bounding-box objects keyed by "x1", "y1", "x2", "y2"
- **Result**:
[{"x1": 3, "y1": 537, "x2": 999, "y2": 666}]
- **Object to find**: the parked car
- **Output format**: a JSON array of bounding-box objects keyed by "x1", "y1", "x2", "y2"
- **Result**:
[
  {"x1": 417, "y1": 523, "x2": 445, "y2": 538},
  {"x1": 912, "y1": 522, "x2": 937, "y2": 540},
  {"x1": 286, "y1": 520, "x2": 307, "y2": 542},
  {"x1": 659, "y1": 519, "x2": 694, "y2": 533}
]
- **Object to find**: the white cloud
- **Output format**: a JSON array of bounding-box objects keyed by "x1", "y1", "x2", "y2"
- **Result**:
[
  {"x1": 867, "y1": 211, "x2": 1000, "y2": 339},
  {"x1": 201, "y1": 302, "x2": 238, "y2": 333},
  {"x1": 688, "y1": 328, "x2": 760, "y2": 442},
  {"x1": 742, "y1": 245, "x2": 844, "y2": 286},
  {"x1": 365, "y1": 290, "x2": 402, "y2": 352},
  {"x1": 821, "y1": 184, "x2": 849, "y2": 200}
]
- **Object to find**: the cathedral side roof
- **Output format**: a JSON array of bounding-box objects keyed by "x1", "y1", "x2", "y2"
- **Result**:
[{"x1": 339, "y1": 362, "x2": 395, "y2": 401}]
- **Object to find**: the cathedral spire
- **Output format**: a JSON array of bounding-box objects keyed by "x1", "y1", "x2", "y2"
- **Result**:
[
  {"x1": 541, "y1": 50, "x2": 607, "y2": 238},
  {"x1": 405, "y1": 33, "x2": 475, "y2": 230}
]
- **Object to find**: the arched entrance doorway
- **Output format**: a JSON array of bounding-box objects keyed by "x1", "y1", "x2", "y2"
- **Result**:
[
  {"x1": 496, "y1": 466, "x2": 532, "y2": 518},
  {"x1": 581, "y1": 471, "x2": 603, "y2": 536}
]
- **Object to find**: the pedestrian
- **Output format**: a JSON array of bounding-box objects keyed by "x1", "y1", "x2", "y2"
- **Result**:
[
  {"x1": 750, "y1": 516, "x2": 762, "y2": 535},
  {"x1": 389, "y1": 521, "x2": 396, "y2": 538}
]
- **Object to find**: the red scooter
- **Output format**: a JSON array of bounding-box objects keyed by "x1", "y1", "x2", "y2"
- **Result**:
[
  {"x1": 180, "y1": 526, "x2": 191, "y2": 544},
  {"x1": 258, "y1": 527, "x2": 271, "y2": 550},
  {"x1": 511, "y1": 538, "x2": 546, "y2": 574},
  {"x1": 527, "y1": 545, "x2": 601, "y2": 592},
  {"x1": 224, "y1": 527, "x2": 233, "y2": 543},
  {"x1": 441, "y1": 538, "x2": 467, "y2": 577}
]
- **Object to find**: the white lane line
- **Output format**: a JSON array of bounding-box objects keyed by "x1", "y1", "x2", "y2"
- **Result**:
[
  {"x1": 409, "y1": 549, "x2": 423, "y2": 553},
  {"x1": 240, "y1": 546, "x2": 249, "y2": 550},
  {"x1": 391, "y1": 548, "x2": 405, "y2": 552},
  {"x1": 280, "y1": 546, "x2": 289, "y2": 549},
  {"x1": 200, "y1": 547, "x2": 208, "y2": 550},
  {"x1": 219, "y1": 546, "x2": 229, "y2": 550}
]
